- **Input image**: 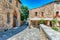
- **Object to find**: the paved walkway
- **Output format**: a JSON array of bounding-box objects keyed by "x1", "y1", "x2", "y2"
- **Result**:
[
  {"x1": 0, "y1": 23, "x2": 27, "y2": 40},
  {"x1": 0, "y1": 23, "x2": 48, "y2": 40},
  {"x1": 8, "y1": 28, "x2": 40, "y2": 40}
]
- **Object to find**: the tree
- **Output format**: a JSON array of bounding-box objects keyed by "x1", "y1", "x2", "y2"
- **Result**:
[
  {"x1": 20, "y1": 5, "x2": 29, "y2": 21},
  {"x1": 51, "y1": 19, "x2": 57, "y2": 27}
]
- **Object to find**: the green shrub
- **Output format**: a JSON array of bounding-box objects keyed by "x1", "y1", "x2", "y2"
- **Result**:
[
  {"x1": 40, "y1": 19, "x2": 45, "y2": 24},
  {"x1": 51, "y1": 19, "x2": 57, "y2": 27},
  {"x1": 52, "y1": 27, "x2": 58, "y2": 31}
]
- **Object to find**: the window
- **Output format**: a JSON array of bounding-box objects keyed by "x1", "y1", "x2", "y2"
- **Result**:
[
  {"x1": 41, "y1": 12, "x2": 44, "y2": 16},
  {"x1": 7, "y1": 12, "x2": 10, "y2": 24},
  {"x1": 35, "y1": 12, "x2": 37, "y2": 16},
  {"x1": 56, "y1": 11, "x2": 59, "y2": 16},
  {"x1": 9, "y1": 0, "x2": 12, "y2": 3}
]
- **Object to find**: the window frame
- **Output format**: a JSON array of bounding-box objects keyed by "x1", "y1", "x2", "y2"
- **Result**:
[{"x1": 41, "y1": 12, "x2": 44, "y2": 17}]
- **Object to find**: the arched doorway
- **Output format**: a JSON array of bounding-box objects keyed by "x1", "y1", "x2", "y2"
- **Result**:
[{"x1": 13, "y1": 10, "x2": 18, "y2": 27}]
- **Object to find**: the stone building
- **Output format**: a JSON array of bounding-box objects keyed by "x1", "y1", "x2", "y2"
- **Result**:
[
  {"x1": 0, "y1": 0, "x2": 21, "y2": 31},
  {"x1": 28, "y1": 0, "x2": 60, "y2": 27}
]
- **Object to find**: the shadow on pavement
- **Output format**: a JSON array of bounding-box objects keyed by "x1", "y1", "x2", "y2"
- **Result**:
[{"x1": 0, "y1": 23, "x2": 28, "y2": 40}]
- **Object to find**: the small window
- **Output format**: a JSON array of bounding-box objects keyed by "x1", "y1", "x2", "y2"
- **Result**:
[
  {"x1": 41, "y1": 12, "x2": 44, "y2": 16},
  {"x1": 9, "y1": 0, "x2": 12, "y2": 3},
  {"x1": 35, "y1": 12, "x2": 37, "y2": 16},
  {"x1": 56, "y1": 11, "x2": 59, "y2": 16}
]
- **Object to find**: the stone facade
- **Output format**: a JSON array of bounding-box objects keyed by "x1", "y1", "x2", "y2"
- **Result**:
[
  {"x1": 0, "y1": 0, "x2": 21, "y2": 31},
  {"x1": 29, "y1": 1, "x2": 60, "y2": 27}
]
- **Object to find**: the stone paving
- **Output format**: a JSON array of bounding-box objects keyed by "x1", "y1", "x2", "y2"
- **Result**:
[
  {"x1": 0, "y1": 23, "x2": 27, "y2": 40},
  {"x1": 40, "y1": 24, "x2": 60, "y2": 40},
  {"x1": 0, "y1": 24, "x2": 49, "y2": 40},
  {"x1": 8, "y1": 28, "x2": 40, "y2": 40}
]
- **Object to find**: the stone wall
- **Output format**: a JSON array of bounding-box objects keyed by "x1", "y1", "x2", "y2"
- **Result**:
[
  {"x1": 39, "y1": 3, "x2": 54, "y2": 18},
  {"x1": 29, "y1": 3, "x2": 54, "y2": 18},
  {"x1": 0, "y1": 0, "x2": 21, "y2": 31},
  {"x1": 40, "y1": 24, "x2": 60, "y2": 40},
  {"x1": 29, "y1": 2, "x2": 60, "y2": 27}
]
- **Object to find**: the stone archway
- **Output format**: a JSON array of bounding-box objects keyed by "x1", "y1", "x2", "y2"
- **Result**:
[{"x1": 13, "y1": 10, "x2": 18, "y2": 27}]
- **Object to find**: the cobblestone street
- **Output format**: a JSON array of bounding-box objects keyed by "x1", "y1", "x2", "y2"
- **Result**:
[
  {"x1": 0, "y1": 22, "x2": 49, "y2": 40},
  {"x1": 0, "y1": 23, "x2": 27, "y2": 40},
  {"x1": 8, "y1": 27, "x2": 40, "y2": 40},
  {"x1": 0, "y1": 23, "x2": 41, "y2": 40}
]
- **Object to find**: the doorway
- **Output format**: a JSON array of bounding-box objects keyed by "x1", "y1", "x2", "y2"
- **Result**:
[{"x1": 13, "y1": 11, "x2": 18, "y2": 27}]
